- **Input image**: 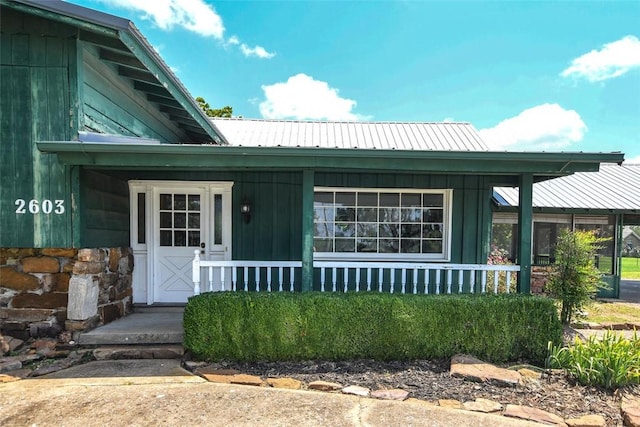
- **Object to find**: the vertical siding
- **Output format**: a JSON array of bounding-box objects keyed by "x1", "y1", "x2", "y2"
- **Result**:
[{"x1": 0, "y1": 9, "x2": 74, "y2": 247}]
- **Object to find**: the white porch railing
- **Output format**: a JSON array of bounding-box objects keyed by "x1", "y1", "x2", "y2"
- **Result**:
[{"x1": 192, "y1": 250, "x2": 520, "y2": 296}]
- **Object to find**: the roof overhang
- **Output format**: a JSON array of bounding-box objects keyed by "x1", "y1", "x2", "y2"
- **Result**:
[
  {"x1": 37, "y1": 141, "x2": 624, "y2": 176},
  {"x1": 3, "y1": 0, "x2": 226, "y2": 144}
]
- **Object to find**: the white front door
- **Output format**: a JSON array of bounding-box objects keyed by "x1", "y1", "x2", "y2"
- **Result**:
[{"x1": 129, "y1": 181, "x2": 232, "y2": 304}]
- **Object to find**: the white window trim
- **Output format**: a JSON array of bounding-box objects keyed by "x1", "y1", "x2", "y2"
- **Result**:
[{"x1": 313, "y1": 187, "x2": 452, "y2": 262}]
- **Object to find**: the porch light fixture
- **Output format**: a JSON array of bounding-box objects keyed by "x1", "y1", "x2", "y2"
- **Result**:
[{"x1": 240, "y1": 200, "x2": 252, "y2": 224}]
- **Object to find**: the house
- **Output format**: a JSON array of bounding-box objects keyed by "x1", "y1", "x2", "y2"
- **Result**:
[
  {"x1": 0, "y1": 0, "x2": 625, "y2": 338},
  {"x1": 623, "y1": 226, "x2": 640, "y2": 254},
  {"x1": 493, "y1": 164, "x2": 640, "y2": 297}
]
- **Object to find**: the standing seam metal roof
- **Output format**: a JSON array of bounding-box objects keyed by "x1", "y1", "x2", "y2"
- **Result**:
[
  {"x1": 211, "y1": 118, "x2": 489, "y2": 151},
  {"x1": 494, "y1": 164, "x2": 640, "y2": 211}
]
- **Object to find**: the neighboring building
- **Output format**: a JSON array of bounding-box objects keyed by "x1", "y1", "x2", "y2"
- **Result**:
[
  {"x1": 623, "y1": 226, "x2": 640, "y2": 254},
  {"x1": 0, "y1": 0, "x2": 626, "y2": 336},
  {"x1": 493, "y1": 164, "x2": 640, "y2": 297}
]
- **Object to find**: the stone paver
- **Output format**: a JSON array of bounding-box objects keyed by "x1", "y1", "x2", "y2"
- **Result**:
[
  {"x1": 229, "y1": 374, "x2": 263, "y2": 386},
  {"x1": 439, "y1": 399, "x2": 463, "y2": 409},
  {"x1": 267, "y1": 377, "x2": 302, "y2": 390},
  {"x1": 370, "y1": 388, "x2": 409, "y2": 401},
  {"x1": 622, "y1": 395, "x2": 640, "y2": 427},
  {"x1": 503, "y1": 404, "x2": 567, "y2": 426},
  {"x1": 341, "y1": 385, "x2": 370, "y2": 397},
  {"x1": 308, "y1": 380, "x2": 343, "y2": 391},
  {"x1": 565, "y1": 414, "x2": 606, "y2": 427},
  {"x1": 450, "y1": 354, "x2": 521, "y2": 386},
  {"x1": 463, "y1": 398, "x2": 503, "y2": 413}
]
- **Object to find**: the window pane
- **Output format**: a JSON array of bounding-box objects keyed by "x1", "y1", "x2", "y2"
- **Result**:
[
  {"x1": 379, "y1": 193, "x2": 399, "y2": 206},
  {"x1": 422, "y1": 240, "x2": 443, "y2": 253},
  {"x1": 357, "y1": 192, "x2": 378, "y2": 206},
  {"x1": 357, "y1": 239, "x2": 377, "y2": 252},
  {"x1": 423, "y1": 224, "x2": 443, "y2": 238},
  {"x1": 160, "y1": 212, "x2": 172, "y2": 228},
  {"x1": 314, "y1": 238, "x2": 333, "y2": 252},
  {"x1": 401, "y1": 193, "x2": 421, "y2": 207},
  {"x1": 379, "y1": 239, "x2": 399, "y2": 253},
  {"x1": 379, "y1": 224, "x2": 399, "y2": 238},
  {"x1": 160, "y1": 194, "x2": 172, "y2": 210},
  {"x1": 160, "y1": 230, "x2": 172, "y2": 246},
  {"x1": 174, "y1": 213, "x2": 186, "y2": 228},
  {"x1": 335, "y1": 207, "x2": 355, "y2": 222},
  {"x1": 188, "y1": 231, "x2": 200, "y2": 247},
  {"x1": 137, "y1": 193, "x2": 146, "y2": 244},
  {"x1": 423, "y1": 208, "x2": 443, "y2": 223},
  {"x1": 174, "y1": 231, "x2": 186, "y2": 247},
  {"x1": 188, "y1": 195, "x2": 200, "y2": 211},
  {"x1": 188, "y1": 213, "x2": 200, "y2": 229},
  {"x1": 335, "y1": 223, "x2": 355, "y2": 237},
  {"x1": 314, "y1": 192, "x2": 334, "y2": 204},
  {"x1": 357, "y1": 208, "x2": 377, "y2": 222},
  {"x1": 379, "y1": 207, "x2": 399, "y2": 222},
  {"x1": 401, "y1": 240, "x2": 420, "y2": 253},
  {"x1": 314, "y1": 207, "x2": 334, "y2": 222},
  {"x1": 335, "y1": 192, "x2": 355, "y2": 206},
  {"x1": 315, "y1": 222, "x2": 334, "y2": 237},
  {"x1": 174, "y1": 194, "x2": 186, "y2": 210},
  {"x1": 423, "y1": 194, "x2": 443, "y2": 207},
  {"x1": 401, "y1": 208, "x2": 421, "y2": 222},
  {"x1": 357, "y1": 223, "x2": 377, "y2": 237},
  {"x1": 335, "y1": 239, "x2": 355, "y2": 252},
  {"x1": 401, "y1": 224, "x2": 421, "y2": 238},
  {"x1": 214, "y1": 194, "x2": 222, "y2": 245}
]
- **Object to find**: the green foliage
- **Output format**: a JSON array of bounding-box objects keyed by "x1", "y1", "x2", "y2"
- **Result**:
[
  {"x1": 546, "y1": 229, "x2": 607, "y2": 324},
  {"x1": 184, "y1": 292, "x2": 561, "y2": 364},
  {"x1": 195, "y1": 96, "x2": 233, "y2": 118},
  {"x1": 547, "y1": 331, "x2": 640, "y2": 389}
]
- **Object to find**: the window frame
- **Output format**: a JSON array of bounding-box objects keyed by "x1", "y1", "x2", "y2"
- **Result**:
[{"x1": 313, "y1": 187, "x2": 453, "y2": 262}]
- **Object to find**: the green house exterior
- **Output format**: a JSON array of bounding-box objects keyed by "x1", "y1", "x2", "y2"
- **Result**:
[{"x1": 0, "y1": 0, "x2": 626, "y2": 330}]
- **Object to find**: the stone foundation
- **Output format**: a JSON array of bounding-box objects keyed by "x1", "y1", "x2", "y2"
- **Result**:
[
  {"x1": 531, "y1": 266, "x2": 553, "y2": 295},
  {"x1": 0, "y1": 247, "x2": 133, "y2": 340}
]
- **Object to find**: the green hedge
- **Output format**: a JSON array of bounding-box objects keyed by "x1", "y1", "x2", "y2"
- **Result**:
[{"x1": 183, "y1": 292, "x2": 562, "y2": 364}]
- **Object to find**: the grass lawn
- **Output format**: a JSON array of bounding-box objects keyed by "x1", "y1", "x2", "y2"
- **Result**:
[
  {"x1": 582, "y1": 300, "x2": 640, "y2": 324},
  {"x1": 621, "y1": 256, "x2": 640, "y2": 280}
]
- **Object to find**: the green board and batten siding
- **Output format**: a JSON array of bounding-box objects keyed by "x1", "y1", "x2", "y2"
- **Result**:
[{"x1": 1, "y1": 8, "x2": 73, "y2": 247}]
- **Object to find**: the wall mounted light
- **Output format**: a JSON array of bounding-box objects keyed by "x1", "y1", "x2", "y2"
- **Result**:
[{"x1": 240, "y1": 200, "x2": 252, "y2": 224}]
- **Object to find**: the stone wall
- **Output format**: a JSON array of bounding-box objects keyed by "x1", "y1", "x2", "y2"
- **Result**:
[{"x1": 0, "y1": 247, "x2": 133, "y2": 340}]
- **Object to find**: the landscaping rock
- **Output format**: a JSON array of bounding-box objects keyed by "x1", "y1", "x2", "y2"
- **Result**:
[
  {"x1": 565, "y1": 414, "x2": 606, "y2": 427},
  {"x1": 517, "y1": 368, "x2": 542, "y2": 380},
  {"x1": 0, "y1": 373, "x2": 21, "y2": 383},
  {"x1": 370, "y1": 389, "x2": 409, "y2": 401},
  {"x1": 229, "y1": 374, "x2": 263, "y2": 386},
  {"x1": 267, "y1": 377, "x2": 302, "y2": 390},
  {"x1": 308, "y1": 380, "x2": 343, "y2": 392},
  {"x1": 0, "y1": 359, "x2": 22, "y2": 373},
  {"x1": 450, "y1": 354, "x2": 521, "y2": 386},
  {"x1": 622, "y1": 395, "x2": 640, "y2": 427},
  {"x1": 462, "y1": 398, "x2": 503, "y2": 413},
  {"x1": 503, "y1": 404, "x2": 568, "y2": 426},
  {"x1": 438, "y1": 399, "x2": 463, "y2": 409},
  {"x1": 341, "y1": 385, "x2": 370, "y2": 397}
]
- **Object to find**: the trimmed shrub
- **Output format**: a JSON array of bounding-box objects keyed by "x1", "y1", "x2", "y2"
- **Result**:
[{"x1": 184, "y1": 292, "x2": 561, "y2": 364}]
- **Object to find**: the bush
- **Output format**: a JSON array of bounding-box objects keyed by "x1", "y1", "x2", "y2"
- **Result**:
[
  {"x1": 547, "y1": 330, "x2": 640, "y2": 389},
  {"x1": 546, "y1": 229, "x2": 608, "y2": 324},
  {"x1": 184, "y1": 292, "x2": 561, "y2": 364}
]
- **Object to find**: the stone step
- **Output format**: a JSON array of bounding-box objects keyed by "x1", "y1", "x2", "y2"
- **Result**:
[
  {"x1": 77, "y1": 312, "x2": 183, "y2": 346},
  {"x1": 93, "y1": 345, "x2": 184, "y2": 360}
]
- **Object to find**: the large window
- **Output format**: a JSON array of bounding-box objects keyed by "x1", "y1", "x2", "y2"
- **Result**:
[{"x1": 314, "y1": 188, "x2": 452, "y2": 260}]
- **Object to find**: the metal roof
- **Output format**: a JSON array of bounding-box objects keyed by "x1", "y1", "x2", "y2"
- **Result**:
[
  {"x1": 212, "y1": 118, "x2": 489, "y2": 151},
  {"x1": 5, "y1": 0, "x2": 225, "y2": 144},
  {"x1": 494, "y1": 163, "x2": 640, "y2": 211}
]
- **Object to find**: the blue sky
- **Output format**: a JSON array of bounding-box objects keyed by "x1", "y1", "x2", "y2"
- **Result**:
[{"x1": 71, "y1": 0, "x2": 640, "y2": 162}]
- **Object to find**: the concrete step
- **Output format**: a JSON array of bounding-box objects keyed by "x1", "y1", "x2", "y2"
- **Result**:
[
  {"x1": 133, "y1": 305, "x2": 185, "y2": 314},
  {"x1": 93, "y1": 345, "x2": 184, "y2": 360},
  {"x1": 77, "y1": 312, "x2": 183, "y2": 346}
]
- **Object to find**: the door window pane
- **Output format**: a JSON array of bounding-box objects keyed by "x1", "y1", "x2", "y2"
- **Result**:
[
  {"x1": 174, "y1": 213, "x2": 186, "y2": 228},
  {"x1": 137, "y1": 193, "x2": 146, "y2": 244},
  {"x1": 188, "y1": 195, "x2": 200, "y2": 210},
  {"x1": 174, "y1": 231, "x2": 186, "y2": 247},
  {"x1": 174, "y1": 194, "x2": 186, "y2": 210},
  {"x1": 214, "y1": 194, "x2": 222, "y2": 245},
  {"x1": 160, "y1": 194, "x2": 172, "y2": 210},
  {"x1": 160, "y1": 230, "x2": 172, "y2": 246}
]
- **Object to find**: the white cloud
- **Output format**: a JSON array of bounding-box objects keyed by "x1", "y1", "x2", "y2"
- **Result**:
[
  {"x1": 478, "y1": 103, "x2": 587, "y2": 151},
  {"x1": 442, "y1": 117, "x2": 454, "y2": 123},
  {"x1": 561, "y1": 35, "x2": 640, "y2": 82},
  {"x1": 101, "y1": 0, "x2": 275, "y2": 59},
  {"x1": 240, "y1": 43, "x2": 276, "y2": 59},
  {"x1": 259, "y1": 73, "x2": 368, "y2": 121},
  {"x1": 103, "y1": 0, "x2": 225, "y2": 38},
  {"x1": 626, "y1": 155, "x2": 640, "y2": 164}
]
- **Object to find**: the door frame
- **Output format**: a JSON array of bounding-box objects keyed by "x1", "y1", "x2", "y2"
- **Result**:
[{"x1": 128, "y1": 180, "x2": 233, "y2": 304}]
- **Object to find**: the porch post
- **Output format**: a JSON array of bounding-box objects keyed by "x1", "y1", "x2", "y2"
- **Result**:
[
  {"x1": 517, "y1": 173, "x2": 533, "y2": 293},
  {"x1": 301, "y1": 169, "x2": 314, "y2": 291}
]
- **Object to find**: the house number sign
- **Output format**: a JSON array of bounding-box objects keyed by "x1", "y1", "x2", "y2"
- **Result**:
[{"x1": 15, "y1": 199, "x2": 65, "y2": 215}]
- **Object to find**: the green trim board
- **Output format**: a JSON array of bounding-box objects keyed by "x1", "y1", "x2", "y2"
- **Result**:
[{"x1": 37, "y1": 141, "x2": 624, "y2": 176}]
